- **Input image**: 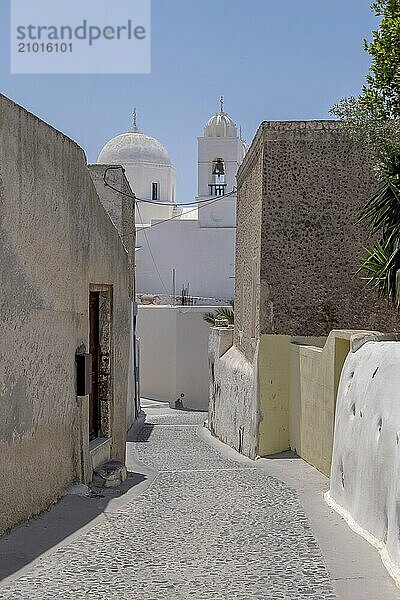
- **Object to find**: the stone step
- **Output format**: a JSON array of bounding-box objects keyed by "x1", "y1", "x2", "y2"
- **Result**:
[{"x1": 92, "y1": 460, "x2": 128, "y2": 488}]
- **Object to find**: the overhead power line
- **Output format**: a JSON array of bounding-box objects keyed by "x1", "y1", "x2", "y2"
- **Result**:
[
  {"x1": 101, "y1": 165, "x2": 237, "y2": 236},
  {"x1": 135, "y1": 202, "x2": 169, "y2": 295},
  {"x1": 132, "y1": 193, "x2": 234, "y2": 236},
  {"x1": 103, "y1": 165, "x2": 237, "y2": 206}
]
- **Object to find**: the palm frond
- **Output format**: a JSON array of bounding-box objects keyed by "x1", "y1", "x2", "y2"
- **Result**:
[
  {"x1": 203, "y1": 304, "x2": 235, "y2": 326},
  {"x1": 215, "y1": 307, "x2": 234, "y2": 324},
  {"x1": 359, "y1": 239, "x2": 400, "y2": 307},
  {"x1": 358, "y1": 145, "x2": 400, "y2": 309},
  {"x1": 359, "y1": 176, "x2": 400, "y2": 235},
  {"x1": 203, "y1": 312, "x2": 217, "y2": 325}
]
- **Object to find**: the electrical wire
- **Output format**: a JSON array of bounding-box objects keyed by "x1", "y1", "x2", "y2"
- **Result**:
[
  {"x1": 131, "y1": 193, "x2": 233, "y2": 236},
  {"x1": 102, "y1": 169, "x2": 236, "y2": 300},
  {"x1": 135, "y1": 202, "x2": 169, "y2": 295},
  {"x1": 103, "y1": 165, "x2": 236, "y2": 206},
  {"x1": 102, "y1": 165, "x2": 236, "y2": 236}
]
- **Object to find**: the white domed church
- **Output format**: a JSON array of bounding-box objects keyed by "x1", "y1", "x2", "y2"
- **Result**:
[
  {"x1": 98, "y1": 110, "x2": 177, "y2": 226},
  {"x1": 97, "y1": 99, "x2": 246, "y2": 301}
]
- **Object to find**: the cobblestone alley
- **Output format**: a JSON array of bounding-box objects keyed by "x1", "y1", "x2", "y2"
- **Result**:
[{"x1": 0, "y1": 400, "x2": 398, "y2": 600}]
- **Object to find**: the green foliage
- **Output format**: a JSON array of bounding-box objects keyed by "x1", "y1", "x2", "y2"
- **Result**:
[
  {"x1": 331, "y1": 99, "x2": 400, "y2": 171},
  {"x1": 331, "y1": 0, "x2": 400, "y2": 169},
  {"x1": 331, "y1": 1, "x2": 400, "y2": 307},
  {"x1": 363, "y1": 0, "x2": 400, "y2": 119},
  {"x1": 359, "y1": 146, "x2": 400, "y2": 234},
  {"x1": 358, "y1": 146, "x2": 400, "y2": 306},
  {"x1": 203, "y1": 301, "x2": 234, "y2": 326},
  {"x1": 359, "y1": 239, "x2": 400, "y2": 306}
]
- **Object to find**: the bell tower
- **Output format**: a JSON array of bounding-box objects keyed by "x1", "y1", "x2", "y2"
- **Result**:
[{"x1": 196, "y1": 98, "x2": 247, "y2": 227}]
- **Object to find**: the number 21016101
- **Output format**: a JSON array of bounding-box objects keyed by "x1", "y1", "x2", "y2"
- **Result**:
[{"x1": 18, "y1": 42, "x2": 73, "y2": 53}]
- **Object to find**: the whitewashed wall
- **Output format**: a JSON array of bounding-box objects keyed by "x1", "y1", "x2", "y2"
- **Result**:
[
  {"x1": 328, "y1": 335, "x2": 400, "y2": 583},
  {"x1": 123, "y1": 162, "x2": 176, "y2": 207},
  {"x1": 208, "y1": 328, "x2": 259, "y2": 458},
  {"x1": 137, "y1": 305, "x2": 218, "y2": 410},
  {"x1": 136, "y1": 220, "x2": 235, "y2": 300}
]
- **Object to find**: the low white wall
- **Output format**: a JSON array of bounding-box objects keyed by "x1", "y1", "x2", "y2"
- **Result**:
[
  {"x1": 137, "y1": 305, "x2": 216, "y2": 410},
  {"x1": 208, "y1": 329, "x2": 259, "y2": 458},
  {"x1": 176, "y1": 308, "x2": 211, "y2": 410},
  {"x1": 137, "y1": 306, "x2": 178, "y2": 404},
  {"x1": 328, "y1": 336, "x2": 400, "y2": 582}
]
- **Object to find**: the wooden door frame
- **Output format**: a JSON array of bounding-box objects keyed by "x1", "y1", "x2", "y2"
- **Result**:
[
  {"x1": 89, "y1": 284, "x2": 113, "y2": 440},
  {"x1": 89, "y1": 291, "x2": 100, "y2": 440}
]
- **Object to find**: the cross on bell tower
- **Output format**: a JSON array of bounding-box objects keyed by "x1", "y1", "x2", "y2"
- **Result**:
[{"x1": 129, "y1": 108, "x2": 139, "y2": 133}]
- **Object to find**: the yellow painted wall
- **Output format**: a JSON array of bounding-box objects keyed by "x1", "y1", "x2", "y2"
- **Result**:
[
  {"x1": 258, "y1": 331, "x2": 352, "y2": 476},
  {"x1": 258, "y1": 335, "x2": 292, "y2": 456},
  {"x1": 289, "y1": 331, "x2": 351, "y2": 476}
]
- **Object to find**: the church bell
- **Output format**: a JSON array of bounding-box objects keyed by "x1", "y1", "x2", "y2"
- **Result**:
[{"x1": 212, "y1": 158, "x2": 225, "y2": 176}]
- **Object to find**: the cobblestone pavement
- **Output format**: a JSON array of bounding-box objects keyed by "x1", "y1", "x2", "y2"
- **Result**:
[{"x1": 0, "y1": 404, "x2": 337, "y2": 599}]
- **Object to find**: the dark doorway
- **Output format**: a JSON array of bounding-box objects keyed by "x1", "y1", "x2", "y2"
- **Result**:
[{"x1": 89, "y1": 291, "x2": 101, "y2": 441}]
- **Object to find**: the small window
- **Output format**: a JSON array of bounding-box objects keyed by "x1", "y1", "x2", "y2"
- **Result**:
[{"x1": 152, "y1": 182, "x2": 159, "y2": 201}]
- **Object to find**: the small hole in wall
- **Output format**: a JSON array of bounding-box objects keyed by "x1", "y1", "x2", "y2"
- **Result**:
[
  {"x1": 351, "y1": 403, "x2": 356, "y2": 417},
  {"x1": 238, "y1": 426, "x2": 244, "y2": 454},
  {"x1": 383, "y1": 512, "x2": 388, "y2": 544},
  {"x1": 378, "y1": 417, "x2": 383, "y2": 434},
  {"x1": 339, "y1": 459, "x2": 345, "y2": 489},
  {"x1": 350, "y1": 371, "x2": 355, "y2": 378},
  {"x1": 210, "y1": 361, "x2": 215, "y2": 385},
  {"x1": 396, "y1": 432, "x2": 400, "y2": 445},
  {"x1": 360, "y1": 410, "x2": 363, "y2": 418},
  {"x1": 372, "y1": 367, "x2": 379, "y2": 379}
]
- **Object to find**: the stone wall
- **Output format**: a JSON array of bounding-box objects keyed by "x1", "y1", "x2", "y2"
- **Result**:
[
  {"x1": 209, "y1": 132, "x2": 263, "y2": 457},
  {"x1": 89, "y1": 164, "x2": 137, "y2": 429},
  {"x1": 234, "y1": 128, "x2": 263, "y2": 363},
  {"x1": 88, "y1": 164, "x2": 135, "y2": 269},
  {"x1": 0, "y1": 94, "x2": 132, "y2": 534},
  {"x1": 210, "y1": 120, "x2": 400, "y2": 466},
  {"x1": 254, "y1": 120, "x2": 399, "y2": 336}
]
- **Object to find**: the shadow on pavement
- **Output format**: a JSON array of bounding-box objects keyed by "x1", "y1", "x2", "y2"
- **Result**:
[
  {"x1": 261, "y1": 450, "x2": 301, "y2": 460},
  {"x1": 128, "y1": 423, "x2": 154, "y2": 443},
  {"x1": 0, "y1": 471, "x2": 146, "y2": 583}
]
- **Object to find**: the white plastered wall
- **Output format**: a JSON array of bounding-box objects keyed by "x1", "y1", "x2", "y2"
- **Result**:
[
  {"x1": 135, "y1": 219, "x2": 235, "y2": 300},
  {"x1": 137, "y1": 305, "x2": 217, "y2": 410},
  {"x1": 328, "y1": 335, "x2": 400, "y2": 584}
]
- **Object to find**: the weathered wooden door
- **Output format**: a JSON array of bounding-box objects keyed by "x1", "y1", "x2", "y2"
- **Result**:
[{"x1": 89, "y1": 292, "x2": 100, "y2": 440}]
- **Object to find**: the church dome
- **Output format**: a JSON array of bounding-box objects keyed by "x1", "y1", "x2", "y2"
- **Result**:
[
  {"x1": 204, "y1": 112, "x2": 237, "y2": 138},
  {"x1": 97, "y1": 115, "x2": 172, "y2": 166}
]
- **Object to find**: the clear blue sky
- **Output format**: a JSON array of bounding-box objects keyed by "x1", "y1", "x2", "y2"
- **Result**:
[{"x1": 0, "y1": 0, "x2": 378, "y2": 202}]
